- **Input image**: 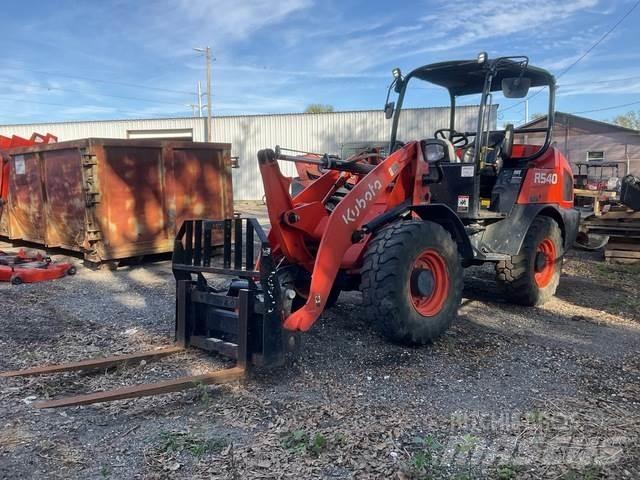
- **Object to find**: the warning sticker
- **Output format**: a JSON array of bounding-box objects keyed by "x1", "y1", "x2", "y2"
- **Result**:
[
  {"x1": 14, "y1": 155, "x2": 25, "y2": 175},
  {"x1": 460, "y1": 165, "x2": 474, "y2": 177},
  {"x1": 457, "y1": 195, "x2": 470, "y2": 213}
]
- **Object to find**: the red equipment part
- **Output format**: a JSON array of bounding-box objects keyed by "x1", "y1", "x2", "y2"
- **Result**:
[
  {"x1": 0, "y1": 249, "x2": 75, "y2": 285},
  {"x1": 260, "y1": 144, "x2": 420, "y2": 331}
]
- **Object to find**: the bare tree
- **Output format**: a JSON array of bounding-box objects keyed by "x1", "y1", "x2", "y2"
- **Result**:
[
  {"x1": 612, "y1": 110, "x2": 640, "y2": 130},
  {"x1": 304, "y1": 104, "x2": 334, "y2": 113}
]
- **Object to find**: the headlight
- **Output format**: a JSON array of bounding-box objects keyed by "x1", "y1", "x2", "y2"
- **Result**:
[{"x1": 425, "y1": 143, "x2": 445, "y2": 162}]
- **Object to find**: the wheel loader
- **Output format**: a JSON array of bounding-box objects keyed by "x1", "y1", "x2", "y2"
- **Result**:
[
  {"x1": 3, "y1": 54, "x2": 579, "y2": 408},
  {"x1": 247, "y1": 53, "x2": 578, "y2": 343}
]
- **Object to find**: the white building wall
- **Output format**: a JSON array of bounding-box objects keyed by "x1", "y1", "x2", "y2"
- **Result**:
[{"x1": 1, "y1": 106, "x2": 483, "y2": 200}]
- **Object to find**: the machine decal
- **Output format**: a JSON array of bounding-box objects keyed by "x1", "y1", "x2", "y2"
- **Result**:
[
  {"x1": 461, "y1": 165, "x2": 474, "y2": 177},
  {"x1": 533, "y1": 170, "x2": 558, "y2": 185},
  {"x1": 342, "y1": 180, "x2": 383, "y2": 224},
  {"x1": 14, "y1": 155, "x2": 25, "y2": 175},
  {"x1": 457, "y1": 195, "x2": 470, "y2": 212}
]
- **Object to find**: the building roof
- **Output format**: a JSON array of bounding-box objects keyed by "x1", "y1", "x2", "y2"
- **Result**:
[
  {"x1": 518, "y1": 111, "x2": 640, "y2": 135},
  {"x1": 0, "y1": 105, "x2": 475, "y2": 129}
]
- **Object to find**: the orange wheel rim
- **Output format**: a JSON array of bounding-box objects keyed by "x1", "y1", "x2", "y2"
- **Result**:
[
  {"x1": 534, "y1": 238, "x2": 557, "y2": 288},
  {"x1": 409, "y1": 249, "x2": 449, "y2": 317}
]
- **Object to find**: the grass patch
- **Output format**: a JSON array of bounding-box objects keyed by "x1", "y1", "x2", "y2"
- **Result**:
[
  {"x1": 159, "y1": 431, "x2": 227, "y2": 457},
  {"x1": 282, "y1": 430, "x2": 329, "y2": 456},
  {"x1": 593, "y1": 262, "x2": 640, "y2": 277},
  {"x1": 494, "y1": 463, "x2": 518, "y2": 479},
  {"x1": 192, "y1": 381, "x2": 212, "y2": 405},
  {"x1": 523, "y1": 409, "x2": 548, "y2": 425},
  {"x1": 404, "y1": 434, "x2": 444, "y2": 479}
]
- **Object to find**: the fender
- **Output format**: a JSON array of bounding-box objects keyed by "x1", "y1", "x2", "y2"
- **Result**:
[
  {"x1": 409, "y1": 204, "x2": 474, "y2": 260},
  {"x1": 480, "y1": 204, "x2": 579, "y2": 256},
  {"x1": 361, "y1": 203, "x2": 474, "y2": 260}
]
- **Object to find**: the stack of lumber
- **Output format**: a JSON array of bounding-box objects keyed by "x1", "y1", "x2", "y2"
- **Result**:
[{"x1": 582, "y1": 210, "x2": 640, "y2": 264}]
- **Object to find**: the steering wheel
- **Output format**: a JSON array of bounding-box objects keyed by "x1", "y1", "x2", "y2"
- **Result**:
[{"x1": 434, "y1": 128, "x2": 470, "y2": 148}]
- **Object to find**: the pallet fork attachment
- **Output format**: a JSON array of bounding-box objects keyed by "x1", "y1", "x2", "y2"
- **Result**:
[{"x1": 1, "y1": 218, "x2": 288, "y2": 408}]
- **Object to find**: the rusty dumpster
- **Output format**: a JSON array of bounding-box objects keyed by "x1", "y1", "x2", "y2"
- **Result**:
[{"x1": 0, "y1": 138, "x2": 233, "y2": 265}]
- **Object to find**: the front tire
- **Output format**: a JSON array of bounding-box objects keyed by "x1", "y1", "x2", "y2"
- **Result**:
[
  {"x1": 361, "y1": 220, "x2": 463, "y2": 345},
  {"x1": 496, "y1": 216, "x2": 563, "y2": 306}
]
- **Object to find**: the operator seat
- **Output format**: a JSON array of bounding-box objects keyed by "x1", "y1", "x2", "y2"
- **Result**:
[
  {"x1": 476, "y1": 124, "x2": 515, "y2": 199},
  {"x1": 469, "y1": 124, "x2": 515, "y2": 175},
  {"x1": 441, "y1": 138, "x2": 459, "y2": 163}
]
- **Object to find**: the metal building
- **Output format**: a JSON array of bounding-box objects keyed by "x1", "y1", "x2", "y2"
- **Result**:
[
  {"x1": 517, "y1": 112, "x2": 640, "y2": 176},
  {"x1": 0, "y1": 106, "x2": 482, "y2": 200}
]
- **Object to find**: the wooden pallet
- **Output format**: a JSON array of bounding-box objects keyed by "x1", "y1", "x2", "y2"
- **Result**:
[{"x1": 604, "y1": 239, "x2": 640, "y2": 264}]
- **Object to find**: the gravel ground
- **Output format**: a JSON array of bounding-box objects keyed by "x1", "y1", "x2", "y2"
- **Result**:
[{"x1": 1, "y1": 225, "x2": 639, "y2": 479}]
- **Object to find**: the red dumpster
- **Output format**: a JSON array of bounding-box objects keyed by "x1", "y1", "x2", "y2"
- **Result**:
[
  {"x1": 1, "y1": 133, "x2": 58, "y2": 236},
  {"x1": 1, "y1": 138, "x2": 233, "y2": 266}
]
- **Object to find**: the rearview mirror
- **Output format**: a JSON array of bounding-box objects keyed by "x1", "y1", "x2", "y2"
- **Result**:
[
  {"x1": 502, "y1": 77, "x2": 531, "y2": 98},
  {"x1": 384, "y1": 101, "x2": 395, "y2": 119}
]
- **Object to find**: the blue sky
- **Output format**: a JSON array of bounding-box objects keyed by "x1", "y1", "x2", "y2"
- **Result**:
[{"x1": 1, "y1": 0, "x2": 639, "y2": 125}]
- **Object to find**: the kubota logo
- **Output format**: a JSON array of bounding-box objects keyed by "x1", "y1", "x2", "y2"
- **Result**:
[{"x1": 342, "y1": 180, "x2": 383, "y2": 224}]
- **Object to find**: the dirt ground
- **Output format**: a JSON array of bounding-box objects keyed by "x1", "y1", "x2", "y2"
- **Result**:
[{"x1": 1, "y1": 217, "x2": 639, "y2": 478}]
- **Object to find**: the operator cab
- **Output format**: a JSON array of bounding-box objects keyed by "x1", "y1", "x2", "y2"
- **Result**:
[{"x1": 385, "y1": 54, "x2": 555, "y2": 220}]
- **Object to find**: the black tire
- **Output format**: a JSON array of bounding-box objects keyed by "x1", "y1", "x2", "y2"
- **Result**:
[
  {"x1": 496, "y1": 216, "x2": 563, "y2": 306},
  {"x1": 324, "y1": 284, "x2": 341, "y2": 309},
  {"x1": 361, "y1": 220, "x2": 463, "y2": 345},
  {"x1": 11, "y1": 276, "x2": 23, "y2": 286}
]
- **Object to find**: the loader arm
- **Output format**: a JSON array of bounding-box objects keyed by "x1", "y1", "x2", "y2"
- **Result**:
[{"x1": 283, "y1": 142, "x2": 418, "y2": 331}]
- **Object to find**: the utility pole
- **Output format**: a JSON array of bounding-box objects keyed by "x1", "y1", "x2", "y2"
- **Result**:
[
  {"x1": 197, "y1": 81, "x2": 203, "y2": 118},
  {"x1": 524, "y1": 100, "x2": 529, "y2": 124},
  {"x1": 186, "y1": 104, "x2": 197, "y2": 117},
  {"x1": 194, "y1": 46, "x2": 213, "y2": 141}
]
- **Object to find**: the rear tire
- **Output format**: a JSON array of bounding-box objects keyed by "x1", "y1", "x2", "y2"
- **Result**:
[
  {"x1": 361, "y1": 220, "x2": 463, "y2": 345},
  {"x1": 496, "y1": 216, "x2": 563, "y2": 306}
]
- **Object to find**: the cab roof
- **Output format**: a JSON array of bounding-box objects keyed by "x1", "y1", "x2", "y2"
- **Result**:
[{"x1": 408, "y1": 59, "x2": 554, "y2": 96}]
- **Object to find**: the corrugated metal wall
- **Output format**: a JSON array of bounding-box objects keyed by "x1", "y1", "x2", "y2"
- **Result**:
[
  {"x1": 516, "y1": 115, "x2": 640, "y2": 176},
  {"x1": 0, "y1": 106, "x2": 483, "y2": 200}
]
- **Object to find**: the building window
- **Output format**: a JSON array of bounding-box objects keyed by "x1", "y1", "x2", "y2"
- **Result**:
[
  {"x1": 586, "y1": 151, "x2": 605, "y2": 162},
  {"x1": 126, "y1": 128, "x2": 193, "y2": 140}
]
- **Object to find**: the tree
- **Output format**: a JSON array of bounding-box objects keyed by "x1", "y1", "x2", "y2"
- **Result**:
[
  {"x1": 304, "y1": 104, "x2": 334, "y2": 114},
  {"x1": 612, "y1": 110, "x2": 640, "y2": 130}
]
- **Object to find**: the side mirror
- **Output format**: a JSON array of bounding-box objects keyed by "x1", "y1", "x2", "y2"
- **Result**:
[
  {"x1": 502, "y1": 77, "x2": 531, "y2": 98},
  {"x1": 384, "y1": 101, "x2": 395, "y2": 120}
]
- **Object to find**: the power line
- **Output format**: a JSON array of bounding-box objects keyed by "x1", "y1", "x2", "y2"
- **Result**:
[
  {"x1": 500, "y1": 0, "x2": 640, "y2": 113},
  {"x1": 5, "y1": 66, "x2": 194, "y2": 96},
  {"x1": 0, "y1": 96, "x2": 186, "y2": 119},
  {"x1": 570, "y1": 99, "x2": 640, "y2": 115},
  {"x1": 560, "y1": 74, "x2": 640, "y2": 87},
  {"x1": 556, "y1": 0, "x2": 640, "y2": 79},
  {"x1": 0, "y1": 79, "x2": 191, "y2": 107}
]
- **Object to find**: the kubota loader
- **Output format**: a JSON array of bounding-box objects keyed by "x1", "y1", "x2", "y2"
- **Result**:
[{"x1": 3, "y1": 54, "x2": 579, "y2": 408}]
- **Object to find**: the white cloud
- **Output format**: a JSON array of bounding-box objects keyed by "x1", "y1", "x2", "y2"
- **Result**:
[
  {"x1": 175, "y1": 0, "x2": 313, "y2": 41},
  {"x1": 315, "y1": 0, "x2": 599, "y2": 71}
]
